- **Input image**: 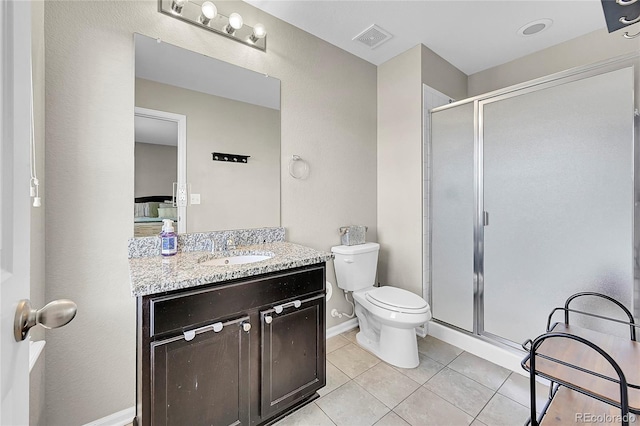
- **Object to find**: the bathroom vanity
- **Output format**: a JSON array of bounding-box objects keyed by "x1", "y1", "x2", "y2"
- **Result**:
[{"x1": 128, "y1": 229, "x2": 332, "y2": 426}]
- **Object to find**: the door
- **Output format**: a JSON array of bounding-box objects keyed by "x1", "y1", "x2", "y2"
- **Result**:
[
  {"x1": 480, "y1": 67, "x2": 635, "y2": 344},
  {"x1": 430, "y1": 102, "x2": 476, "y2": 332},
  {"x1": 1, "y1": 1, "x2": 32, "y2": 424},
  {"x1": 151, "y1": 316, "x2": 251, "y2": 426},
  {"x1": 260, "y1": 295, "x2": 325, "y2": 418}
]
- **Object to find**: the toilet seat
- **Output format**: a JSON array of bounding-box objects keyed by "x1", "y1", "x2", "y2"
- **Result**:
[{"x1": 365, "y1": 286, "x2": 429, "y2": 314}]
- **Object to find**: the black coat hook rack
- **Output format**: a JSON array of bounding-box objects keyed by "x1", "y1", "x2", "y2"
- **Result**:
[{"x1": 212, "y1": 152, "x2": 250, "y2": 164}]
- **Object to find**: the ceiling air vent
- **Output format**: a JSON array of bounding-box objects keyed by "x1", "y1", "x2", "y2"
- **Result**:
[{"x1": 353, "y1": 24, "x2": 393, "y2": 49}]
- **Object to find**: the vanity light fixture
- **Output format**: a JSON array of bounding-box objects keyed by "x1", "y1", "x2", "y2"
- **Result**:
[
  {"x1": 199, "y1": 1, "x2": 217, "y2": 26},
  {"x1": 249, "y1": 23, "x2": 267, "y2": 43},
  {"x1": 225, "y1": 12, "x2": 244, "y2": 34},
  {"x1": 171, "y1": 0, "x2": 187, "y2": 14},
  {"x1": 159, "y1": 0, "x2": 267, "y2": 51}
]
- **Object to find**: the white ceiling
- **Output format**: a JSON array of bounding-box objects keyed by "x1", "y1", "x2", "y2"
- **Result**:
[{"x1": 244, "y1": 0, "x2": 608, "y2": 75}]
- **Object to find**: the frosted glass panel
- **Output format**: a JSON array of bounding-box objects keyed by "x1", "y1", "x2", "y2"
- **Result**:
[
  {"x1": 482, "y1": 67, "x2": 634, "y2": 344},
  {"x1": 431, "y1": 103, "x2": 475, "y2": 331}
]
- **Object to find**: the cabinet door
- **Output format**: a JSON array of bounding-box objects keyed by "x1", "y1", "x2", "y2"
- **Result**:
[
  {"x1": 151, "y1": 316, "x2": 251, "y2": 426},
  {"x1": 260, "y1": 295, "x2": 325, "y2": 417}
]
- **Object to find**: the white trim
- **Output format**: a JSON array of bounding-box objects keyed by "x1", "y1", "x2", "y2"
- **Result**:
[
  {"x1": 28, "y1": 340, "x2": 45, "y2": 373},
  {"x1": 428, "y1": 321, "x2": 526, "y2": 376},
  {"x1": 134, "y1": 106, "x2": 187, "y2": 233},
  {"x1": 326, "y1": 318, "x2": 358, "y2": 339},
  {"x1": 83, "y1": 406, "x2": 135, "y2": 426}
]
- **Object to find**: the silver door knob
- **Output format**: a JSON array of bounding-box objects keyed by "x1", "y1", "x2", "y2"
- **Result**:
[{"x1": 14, "y1": 299, "x2": 77, "y2": 341}]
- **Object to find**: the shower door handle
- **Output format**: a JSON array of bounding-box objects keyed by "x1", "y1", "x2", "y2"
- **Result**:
[{"x1": 483, "y1": 211, "x2": 489, "y2": 226}]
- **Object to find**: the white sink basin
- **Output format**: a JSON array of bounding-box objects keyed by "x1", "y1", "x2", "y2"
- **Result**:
[{"x1": 201, "y1": 254, "x2": 273, "y2": 266}]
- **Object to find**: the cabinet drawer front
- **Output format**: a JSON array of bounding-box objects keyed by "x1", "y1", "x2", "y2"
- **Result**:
[
  {"x1": 260, "y1": 294, "x2": 326, "y2": 418},
  {"x1": 151, "y1": 316, "x2": 251, "y2": 426},
  {"x1": 150, "y1": 265, "x2": 325, "y2": 337}
]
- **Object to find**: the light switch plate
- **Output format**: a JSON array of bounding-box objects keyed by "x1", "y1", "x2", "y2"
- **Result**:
[{"x1": 190, "y1": 193, "x2": 201, "y2": 205}]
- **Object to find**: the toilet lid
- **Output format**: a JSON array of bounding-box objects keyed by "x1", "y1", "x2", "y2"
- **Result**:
[{"x1": 366, "y1": 286, "x2": 429, "y2": 313}]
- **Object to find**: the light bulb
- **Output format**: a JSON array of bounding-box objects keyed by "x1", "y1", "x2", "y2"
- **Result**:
[
  {"x1": 171, "y1": 0, "x2": 187, "y2": 14},
  {"x1": 199, "y1": 1, "x2": 216, "y2": 25},
  {"x1": 250, "y1": 23, "x2": 267, "y2": 42},
  {"x1": 228, "y1": 12, "x2": 243, "y2": 30}
]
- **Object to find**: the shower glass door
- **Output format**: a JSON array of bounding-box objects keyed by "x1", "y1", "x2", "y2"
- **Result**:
[{"x1": 480, "y1": 67, "x2": 635, "y2": 344}]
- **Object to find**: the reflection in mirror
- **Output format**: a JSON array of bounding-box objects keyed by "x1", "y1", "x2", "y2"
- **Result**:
[
  {"x1": 133, "y1": 33, "x2": 281, "y2": 236},
  {"x1": 134, "y1": 107, "x2": 185, "y2": 235}
]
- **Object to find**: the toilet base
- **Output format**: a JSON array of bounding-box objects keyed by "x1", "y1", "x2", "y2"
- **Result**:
[{"x1": 356, "y1": 325, "x2": 419, "y2": 369}]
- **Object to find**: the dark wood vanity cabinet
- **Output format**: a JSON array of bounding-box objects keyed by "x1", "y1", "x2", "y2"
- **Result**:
[
  {"x1": 136, "y1": 264, "x2": 326, "y2": 426},
  {"x1": 260, "y1": 295, "x2": 325, "y2": 418}
]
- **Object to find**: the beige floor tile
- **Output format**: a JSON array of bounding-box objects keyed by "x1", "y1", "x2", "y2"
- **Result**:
[
  {"x1": 393, "y1": 387, "x2": 474, "y2": 426},
  {"x1": 497, "y1": 372, "x2": 550, "y2": 410},
  {"x1": 417, "y1": 336, "x2": 464, "y2": 365},
  {"x1": 354, "y1": 363, "x2": 421, "y2": 409},
  {"x1": 470, "y1": 420, "x2": 488, "y2": 426},
  {"x1": 392, "y1": 353, "x2": 444, "y2": 385},
  {"x1": 374, "y1": 411, "x2": 411, "y2": 426},
  {"x1": 447, "y1": 352, "x2": 510, "y2": 391},
  {"x1": 342, "y1": 328, "x2": 359, "y2": 343},
  {"x1": 275, "y1": 402, "x2": 336, "y2": 426},
  {"x1": 476, "y1": 393, "x2": 530, "y2": 426},
  {"x1": 327, "y1": 343, "x2": 380, "y2": 379},
  {"x1": 316, "y1": 381, "x2": 390, "y2": 426},
  {"x1": 318, "y1": 361, "x2": 350, "y2": 397},
  {"x1": 424, "y1": 367, "x2": 495, "y2": 417},
  {"x1": 327, "y1": 335, "x2": 351, "y2": 354}
]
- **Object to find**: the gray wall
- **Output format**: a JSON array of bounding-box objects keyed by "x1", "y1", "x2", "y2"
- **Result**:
[
  {"x1": 468, "y1": 29, "x2": 639, "y2": 96},
  {"x1": 135, "y1": 78, "x2": 280, "y2": 232},
  {"x1": 134, "y1": 142, "x2": 177, "y2": 199},
  {"x1": 377, "y1": 45, "x2": 466, "y2": 296},
  {"x1": 43, "y1": 1, "x2": 376, "y2": 424}
]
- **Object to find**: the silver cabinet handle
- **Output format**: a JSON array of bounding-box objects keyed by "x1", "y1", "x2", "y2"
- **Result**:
[
  {"x1": 183, "y1": 321, "x2": 223, "y2": 341},
  {"x1": 264, "y1": 315, "x2": 273, "y2": 324},
  {"x1": 620, "y1": 14, "x2": 640, "y2": 24},
  {"x1": 617, "y1": 0, "x2": 638, "y2": 5},
  {"x1": 242, "y1": 322, "x2": 251, "y2": 332},
  {"x1": 14, "y1": 299, "x2": 77, "y2": 342},
  {"x1": 273, "y1": 300, "x2": 302, "y2": 314}
]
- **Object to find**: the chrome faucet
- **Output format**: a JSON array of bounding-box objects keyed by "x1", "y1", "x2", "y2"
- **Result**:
[{"x1": 226, "y1": 237, "x2": 236, "y2": 250}]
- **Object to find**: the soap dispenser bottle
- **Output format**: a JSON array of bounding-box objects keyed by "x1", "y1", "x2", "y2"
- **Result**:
[{"x1": 160, "y1": 219, "x2": 178, "y2": 256}]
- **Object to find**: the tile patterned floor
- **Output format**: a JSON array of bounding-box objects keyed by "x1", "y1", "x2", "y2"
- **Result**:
[{"x1": 275, "y1": 331, "x2": 549, "y2": 426}]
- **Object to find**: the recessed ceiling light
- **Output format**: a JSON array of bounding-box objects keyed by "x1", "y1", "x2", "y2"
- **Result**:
[{"x1": 517, "y1": 19, "x2": 553, "y2": 37}]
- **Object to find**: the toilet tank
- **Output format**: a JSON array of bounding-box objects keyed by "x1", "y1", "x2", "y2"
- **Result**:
[{"x1": 331, "y1": 242, "x2": 380, "y2": 291}]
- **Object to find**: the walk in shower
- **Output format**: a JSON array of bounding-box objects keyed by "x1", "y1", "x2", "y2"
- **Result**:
[{"x1": 427, "y1": 54, "x2": 640, "y2": 349}]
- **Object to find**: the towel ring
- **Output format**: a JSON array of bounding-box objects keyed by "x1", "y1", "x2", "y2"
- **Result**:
[{"x1": 288, "y1": 155, "x2": 309, "y2": 179}]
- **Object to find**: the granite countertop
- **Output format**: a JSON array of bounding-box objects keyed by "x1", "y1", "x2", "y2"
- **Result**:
[{"x1": 128, "y1": 241, "x2": 333, "y2": 297}]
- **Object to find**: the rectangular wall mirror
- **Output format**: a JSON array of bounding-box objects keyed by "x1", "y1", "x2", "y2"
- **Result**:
[{"x1": 133, "y1": 33, "x2": 281, "y2": 236}]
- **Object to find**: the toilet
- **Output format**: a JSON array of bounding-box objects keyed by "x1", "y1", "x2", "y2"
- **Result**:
[{"x1": 331, "y1": 242, "x2": 431, "y2": 368}]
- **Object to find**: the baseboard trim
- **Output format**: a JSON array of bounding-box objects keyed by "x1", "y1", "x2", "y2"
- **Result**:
[
  {"x1": 428, "y1": 321, "x2": 526, "y2": 375},
  {"x1": 326, "y1": 318, "x2": 358, "y2": 339},
  {"x1": 83, "y1": 406, "x2": 135, "y2": 426}
]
